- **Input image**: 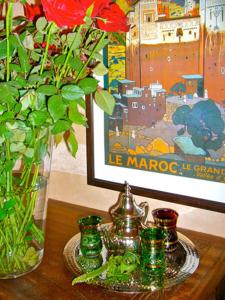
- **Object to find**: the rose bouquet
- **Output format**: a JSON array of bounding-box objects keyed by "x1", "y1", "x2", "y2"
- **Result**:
[{"x1": 0, "y1": 0, "x2": 130, "y2": 278}]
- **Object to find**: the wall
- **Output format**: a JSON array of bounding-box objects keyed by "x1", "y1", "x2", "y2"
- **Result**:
[{"x1": 49, "y1": 125, "x2": 225, "y2": 238}]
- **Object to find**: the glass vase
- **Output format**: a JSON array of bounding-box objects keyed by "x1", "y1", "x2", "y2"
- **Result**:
[{"x1": 0, "y1": 127, "x2": 52, "y2": 279}]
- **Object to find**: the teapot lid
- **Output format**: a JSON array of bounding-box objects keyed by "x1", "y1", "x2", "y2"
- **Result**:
[{"x1": 109, "y1": 181, "x2": 145, "y2": 218}]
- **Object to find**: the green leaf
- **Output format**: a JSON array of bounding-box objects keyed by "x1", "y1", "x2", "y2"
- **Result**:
[
  {"x1": 67, "y1": 32, "x2": 82, "y2": 50},
  {"x1": 0, "y1": 111, "x2": 15, "y2": 122},
  {"x1": 111, "y1": 32, "x2": 126, "y2": 46},
  {"x1": 10, "y1": 142, "x2": 26, "y2": 153},
  {"x1": 25, "y1": 236, "x2": 33, "y2": 242},
  {"x1": 82, "y1": 49, "x2": 103, "y2": 61},
  {"x1": 4, "y1": 199, "x2": 16, "y2": 210},
  {"x1": 10, "y1": 63, "x2": 21, "y2": 73},
  {"x1": 34, "y1": 32, "x2": 44, "y2": 44},
  {"x1": 37, "y1": 85, "x2": 58, "y2": 96},
  {"x1": 0, "y1": 104, "x2": 5, "y2": 115},
  {"x1": 69, "y1": 56, "x2": 83, "y2": 72},
  {"x1": 54, "y1": 54, "x2": 66, "y2": 66},
  {"x1": 14, "y1": 103, "x2": 22, "y2": 114},
  {"x1": 36, "y1": 17, "x2": 48, "y2": 32},
  {"x1": 0, "y1": 39, "x2": 14, "y2": 60},
  {"x1": 56, "y1": 55, "x2": 77, "y2": 71},
  {"x1": 10, "y1": 129, "x2": 26, "y2": 142},
  {"x1": 6, "y1": 121, "x2": 18, "y2": 130},
  {"x1": 35, "y1": 92, "x2": 46, "y2": 110},
  {"x1": 30, "y1": 65, "x2": 41, "y2": 74},
  {"x1": 25, "y1": 128, "x2": 34, "y2": 144},
  {"x1": 0, "y1": 83, "x2": 18, "y2": 104},
  {"x1": 0, "y1": 136, "x2": 5, "y2": 144},
  {"x1": 78, "y1": 78, "x2": 98, "y2": 95},
  {"x1": 18, "y1": 46, "x2": 31, "y2": 73},
  {"x1": 69, "y1": 102, "x2": 87, "y2": 126},
  {"x1": 36, "y1": 141, "x2": 48, "y2": 161},
  {"x1": 72, "y1": 263, "x2": 109, "y2": 285},
  {"x1": 15, "y1": 76, "x2": 27, "y2": 88},
  {"x1": 51, "y1": 120, "x2": 71, "y2": 135},
  {"x1": 0, "y1": 209, "x2": 6, "y2": 221},
  {"x1": 48, "y1": 95, "x2": 66, "y2": 121},
  {"x1": 28, "y1": 74, "x2": 44, "y2": 86},
  {"x1": 65, "y1": 130, "x2": 78, "y2": 157},
  {"x1": 75, "y1": 97, "x2": 86, "y2": 110},
  {"x1": 4, "y1": 160, "x2": 15, "y2": 172},
  {"x1": 23, "y1": 33, "x2": 34, "y2": 50},
  {"x1": 9, "y1": 34, "x2": 19, "y2": 48},
  {"x1": 23, "y1": 246, "x2": 38, "y2": 267},
  {"x1": 61, "y1": 85, "x2": 85, "y2": 101},
  {"x1": 95, "y1": 38, "x2": 109, "y2": 52},
  {"x1": 9, "y1": 34, "x2": 32, "y2": 74},
  {"x1": 8, "y1": 84, "x2": 19, "y2": 98},
  {"x1": 31, "y1": 51, "x2": 41, "y2": 62},
  {"x1": 28, "y1": 111, "x2": 49, "y2": 126},
  {"x1": 24, "y1": 147, "x2": 34, "y2": 158},
  {"x1": 41, "y1": 70, "x2": 54, "y2": 80},
  {"x1": 94, "y1": 90, "x2": 115, "y2": 115},
  {"x1": 93, "y1": 62, "x2": 108, "y2": 76},
  {"x1": 20, "y1": 90, "x2": 35, "y2": 111}
]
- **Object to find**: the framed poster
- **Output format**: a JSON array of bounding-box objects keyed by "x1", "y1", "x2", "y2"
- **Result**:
[{"x1": 87, "y1": 0, "x2": 225, "y2": 213}]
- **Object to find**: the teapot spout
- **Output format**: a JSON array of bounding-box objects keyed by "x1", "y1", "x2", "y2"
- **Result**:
[
  {"x1": 101, "y1": 226, "x2": 112, "y2": 250},
  {"x1": 140, "y1": 201, "x2": 149, "y2": 225}
]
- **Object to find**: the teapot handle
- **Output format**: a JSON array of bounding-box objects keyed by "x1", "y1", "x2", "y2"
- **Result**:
[{"x1": 140, "y1": 201, "x2": 149, "y2": 225}]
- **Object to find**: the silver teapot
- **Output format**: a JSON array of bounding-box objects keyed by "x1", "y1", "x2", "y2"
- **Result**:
[{"x1": 103, "y1": 182, "x2": 149, "y2": 254}]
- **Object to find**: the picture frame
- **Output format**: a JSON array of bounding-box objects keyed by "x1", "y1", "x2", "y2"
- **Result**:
[{"x1": 86, "y1": 0, "x2": 225, "y2": 214}]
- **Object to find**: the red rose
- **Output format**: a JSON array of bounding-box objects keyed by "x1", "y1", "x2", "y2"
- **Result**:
[
  {"x1": 24, "y1": 4, "x2": 43, "y2": 22},
  {"x1": 80, "y1": 0, "x2": 111, "y2": 17},
  {"x1": 97, "y1": 4, "x2": 129, "y2": 32},
  {"x1": 41, "y1": 0, "x2": 86, "y2": 28}
]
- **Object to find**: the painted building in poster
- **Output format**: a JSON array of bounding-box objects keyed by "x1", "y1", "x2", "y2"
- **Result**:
[
  {"x1": 110, "y1": 79, "x2": 166, "y2": 130},
  {"x1": 126, "y1": 0, "x2": 225, "y2": 102},
  {"x1": 157, "y1": 16, "x2": 200, "y2": 43},
  {"x1": 128, "y1": 1, "x2": 200, "y2": 45},
  {"x1": 126, "y1": 0, "x2": 202, "y2": 94}
]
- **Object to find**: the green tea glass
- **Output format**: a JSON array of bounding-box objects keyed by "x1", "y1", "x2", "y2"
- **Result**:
[
  {"x1": 140, "y1": 227, "x2": 166, "y2": 273},
  {"x1": 78, "y1": 215, "x2": 103, "y2": 257}
]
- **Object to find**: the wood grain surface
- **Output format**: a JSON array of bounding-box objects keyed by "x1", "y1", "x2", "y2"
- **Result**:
[{"x1": 0, "y1": 199, "x2": 224, "y2": 300}]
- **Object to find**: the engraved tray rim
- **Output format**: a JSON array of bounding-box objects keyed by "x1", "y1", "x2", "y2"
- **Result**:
[{"x1": 63, "y1": 223, "x2": 199, "y2": 293}]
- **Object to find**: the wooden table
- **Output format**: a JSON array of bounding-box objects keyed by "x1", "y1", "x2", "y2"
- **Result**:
[{"x1": 0, "y1": 199, "x2": 225, "y2": 300}]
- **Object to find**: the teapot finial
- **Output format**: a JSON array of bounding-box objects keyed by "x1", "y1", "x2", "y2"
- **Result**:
[{"x1": 124, "y1": 181, "x2": 131, "y2": 197}]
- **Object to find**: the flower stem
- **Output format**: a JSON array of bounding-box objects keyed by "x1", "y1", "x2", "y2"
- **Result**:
[
  {"x1": 40, "y1": 22, "x2": 54, "y2": 76},
  {"x1": 56, "y1": 25, "x2": 83, "y2": 88},
  {"x1": 6, "y1": 2, "x2": 13, "y2": 82},
  {"x1": 75, "y1": 31, "x2": 107, "y2": 83},
  {"x1": 15, "y1": 164, "x2": 40, "y2": 246}
]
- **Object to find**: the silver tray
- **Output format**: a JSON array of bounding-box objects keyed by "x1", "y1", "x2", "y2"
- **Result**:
[{"x1": 63, "y1": 224, "x2": 199, "y2": 293}]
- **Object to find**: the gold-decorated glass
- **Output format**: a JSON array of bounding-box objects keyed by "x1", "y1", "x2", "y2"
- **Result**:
[
  {"x1": 78, "y1": 215, "x2": 103, "y2": 258},
  {"x1": 152, "y1": 208, "x2": 179, "y2": 252},
  {"x1": 140, "y1": 227, "x2": 166, "y2": 273}
]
